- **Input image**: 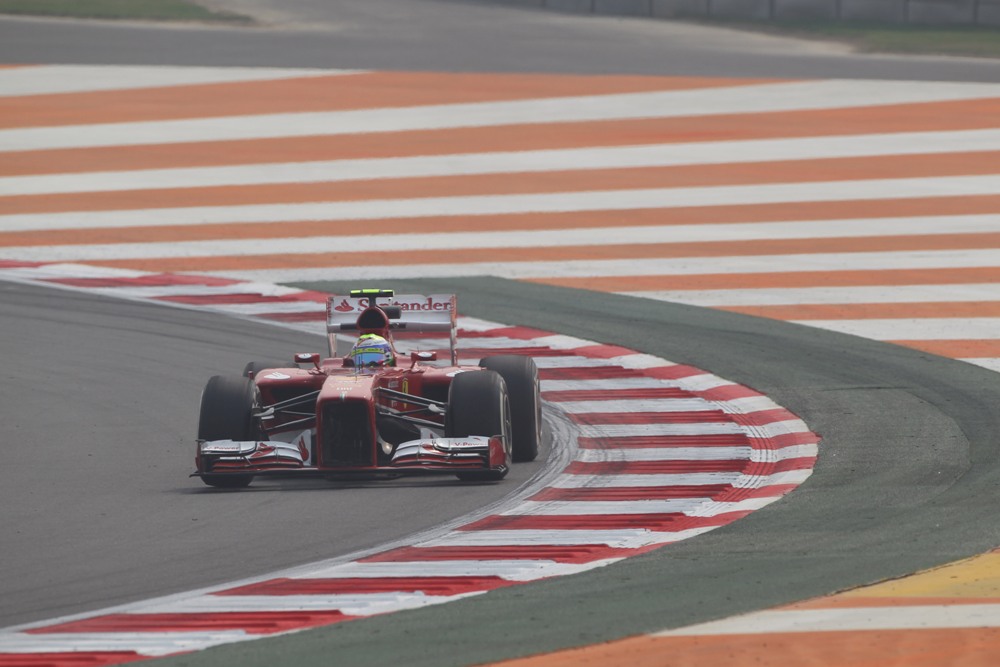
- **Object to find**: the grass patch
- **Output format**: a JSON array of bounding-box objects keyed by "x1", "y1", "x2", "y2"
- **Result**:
[
  {"x1": 700, "y1": 19, "x2": 1000, "y2": 59},
  {"x1": 0, "y1": 0, "x2": 252, "y2": 24}
]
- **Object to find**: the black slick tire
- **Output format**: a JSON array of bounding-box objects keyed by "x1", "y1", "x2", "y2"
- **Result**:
[
  {"x1": 446, "y1": 370, "x2": 511, "y2": 481},
  {"x1": 480, "y1": 355, "x2": 541, "y2": 462},
  {"x1": 197, "y1": 375, "x2": 258, "y2": 489}
]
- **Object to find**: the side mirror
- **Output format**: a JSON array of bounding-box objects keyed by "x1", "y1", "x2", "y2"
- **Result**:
[
  {"x1": 294, "y1": 352, "x2": 321, "y2": 370},
  {"x1": 411, "y1": 351, "x2": 437, "y2": 365}
]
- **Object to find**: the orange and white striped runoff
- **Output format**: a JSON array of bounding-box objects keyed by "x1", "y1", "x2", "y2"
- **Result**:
[
  {"x1": 1, "y1": 64, "x2": 998, "y2": 665},
  {"x1": 1, "y1": 66, "x2": 998, "y2": 371}
]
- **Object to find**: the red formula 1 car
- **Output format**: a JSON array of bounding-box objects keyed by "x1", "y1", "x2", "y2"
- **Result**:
[{"x1": 193, "y1": 290, "x2": 540, "y2": 488}]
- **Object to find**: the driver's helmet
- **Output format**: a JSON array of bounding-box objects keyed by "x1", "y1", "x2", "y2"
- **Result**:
[{"x1": 351, "y1": 334, "x2": 395, "y2": 369}]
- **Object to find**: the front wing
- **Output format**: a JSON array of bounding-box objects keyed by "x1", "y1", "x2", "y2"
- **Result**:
[{"x1": 193, "y1": 436, "x2": 507, "y2": 478}]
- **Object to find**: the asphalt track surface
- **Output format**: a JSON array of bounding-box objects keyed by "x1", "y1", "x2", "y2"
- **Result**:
[
  {"x1": 0, "y1": 280, "x2": 548, "y2": 629},
  {"x1": 0, "y1": 0, "x2": 998, "y2": 82},
  {"x1": 2, "y1": 1, "x2": 1000, "y2": 664}
]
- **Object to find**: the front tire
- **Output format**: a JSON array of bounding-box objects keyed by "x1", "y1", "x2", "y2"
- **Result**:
[
  {"x1": 480, "y1": 355, "x2": 541, "y2": 462},
  {"x1": 446, "y1": 370, "x2": 511, "y2": 481},
  {"x1": 242, "y1": 360, "x2": 283, "y2": 378},
  {"x1": 197, "y1": 375, "x2": 259, "y2": 489}
]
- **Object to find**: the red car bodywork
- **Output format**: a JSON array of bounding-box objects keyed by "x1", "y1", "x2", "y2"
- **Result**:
[{"x1": 193, "y1": 292, "x2": 519, "y2": 486}]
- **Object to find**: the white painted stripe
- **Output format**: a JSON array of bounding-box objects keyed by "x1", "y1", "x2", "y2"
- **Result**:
[
  {"x1": 732, "y1": 469, "x2": 815, "y2": 487},
  {"x1": 742, "y1": 421, "x2": 815, "y2": 441},
  {"x1": 148, "y1": 592, "x2": 466, "y2": 615},
  {"x1": 0, "y1": 64, "x2": 358, "y2": 97},
  {"x1": 535, "y1": 353, "x2": 677, "y2": 371},
  {"x1": 684, "y1": 496, "x2": 788, "y2": 516},
  {"x1": 551, "y1": 473, "x2": 743, "y2": 487},
  {"x1": 576, "y1": 447, "x2": 751, "y2": 462},
  {"x1": 628, "y1": 283, "x2": 1000, "y2": 307},
  {"x1": 296, "y1": 560, "x2": 598, "y2": 581},
  {"x1": 200, "y1": 248, "x2": 1000, "y2": 284},
  {"x1": 7, "y1": 129, "x2": 1000, "y2": 195},
  {"x1": 9, "y1": 216, "x2": 1000, "y2": 265},
  {"x1": 519, "y1": 354, "x2": 681, "y2": 372},
  {"x1": 456, "y1": 335, "x2": 575, "y2": 350},
  {"x1": 719, "y1": 396, "x2": 783, "y2": 414},
  {"x1": 0, "y1": 631, "x2": 248, "y2": 656},
  {"x1": 4, "y1": 79, "x2": 999, "y2": 152},
  {"x1": 796, "y1": 318, "x2": 1000, "y2": 340},
  {"x1": 6, "y1": 174, "x2": 1000, "y2": 233},
  {"x1": 669, "y1": 374, "x2": 737, "y2": 393},
  {"x1": 655, "y1": 604, "x2": 1000, "y2": 636},
  {"x1": 963, "y1": 358, "x2": 1000, "y2": 372},
  {"x1": 554, "y1": 398, "x2": 715, "y2": 413},
  {"x1": 533, "y1": 356, "x2": 623, "y2": 369},
  {"x1": 554, "y1": 469, "x2": 813, "y2": 488},
  {"x1": 576, "y1": 423, "x2": 745, "y2": 438},
  {"x1": 608, "y1": 354, "x2": 679, "y2": 370},
  {"x1": 750, "y1": 444, "x2": 819, "y2": 462},
  {"x1": 531, "y1": 334, "x2": 605, "y2": 350},
  {"x1": 423, "y1": 530, "x2": 656, "y2": 548},
  {"x1": 502, "y1": 499, "x2": 708, "y2": 515},
  {"x1": 453, "y1": 334, "x2": 593, "y2": 352},
  {"x1": 424, "y1": 527, "x2": 717, "y2": 548},
  {"x1": 453, "y1": 316, "x2": 507, "y2": 332},
  {"x1": 541, "y1": 378, "x2": 672, "y2": 391}
]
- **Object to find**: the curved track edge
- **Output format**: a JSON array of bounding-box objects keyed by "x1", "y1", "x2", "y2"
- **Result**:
[
  {"x1": 0, "y1": 265, "x2": 818, "y2": 667},
  {"x1": 2, "y1": 268, "x2": 999, "y2": 667}
]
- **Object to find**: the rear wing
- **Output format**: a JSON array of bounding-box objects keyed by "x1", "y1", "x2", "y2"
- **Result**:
[{"x1": 326, "y1": 293, "x2": 458, "y2": 365}]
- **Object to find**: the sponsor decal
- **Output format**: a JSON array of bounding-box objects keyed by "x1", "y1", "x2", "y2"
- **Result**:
[
  {"x1": 329, "y1": 295, "x2": 453, "y2": 315},
  {"x1": 431, "y1": 437, "x2": 489, "y2": 453},
  {"x1": 446, "y1": 370, "x2": 466, "y2": 377},
  {"x1": 264, "y1": 372, "x2": 291, "y2": 380},
  {"x1": 391, "y1": 297, "x2": 452, "y2": 312},
  {"x1": 442, "y1": 439, "x2": 485, "y2": 449},
  {"x1": 201, "y1": 440, "x2": 261, "y2": 454},
  {"x1": 296, "y1": 434, "x2": 310, "y2": 462},
  {"x1": 202, "y1": 440, "x2": 243, "y2": 452}
]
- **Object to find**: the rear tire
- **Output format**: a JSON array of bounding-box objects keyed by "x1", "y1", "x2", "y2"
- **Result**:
[
  {"x1": 446, "y1": 370, "x2": 511, "y2": 481},
  {"x1": 197, "y1": 375, "x2": 258, "y2": 489},
  {"x1": 480, "y1": 355, "x2": 541, "y2": 462}
]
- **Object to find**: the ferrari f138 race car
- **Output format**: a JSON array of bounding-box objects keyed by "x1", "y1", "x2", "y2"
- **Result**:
[{"x1": 193, "y1": 290, "x2": 541, "y2": 488}]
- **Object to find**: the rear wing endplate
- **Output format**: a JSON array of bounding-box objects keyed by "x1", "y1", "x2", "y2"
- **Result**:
[{"x1": 326, "y1": 294, "x2": 457, "y2": 364}]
